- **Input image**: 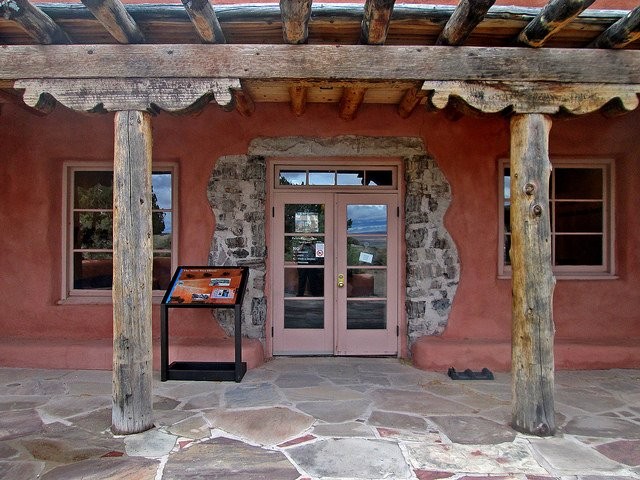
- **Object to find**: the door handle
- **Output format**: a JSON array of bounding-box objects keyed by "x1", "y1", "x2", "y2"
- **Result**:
[{"x1": 337, "y1": 274, "x2": 345, "y2": 288}]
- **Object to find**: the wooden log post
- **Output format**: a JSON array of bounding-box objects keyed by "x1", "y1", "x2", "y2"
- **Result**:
[
  {"x1": 510, "y1": 113, "x2": 556, "y2": 437},
  {"x1": 112, "y1": 110, "x2": 154, "y2": 435}
]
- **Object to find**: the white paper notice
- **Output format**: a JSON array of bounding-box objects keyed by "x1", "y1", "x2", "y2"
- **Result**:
[
  {"x1": 315, "y1": 243, "x2": 325, "y2": 258},
  {"x1": 359, "y1": 252, "x2": 373, "y2": 264}
]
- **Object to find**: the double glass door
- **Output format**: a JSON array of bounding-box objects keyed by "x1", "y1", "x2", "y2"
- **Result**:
[{"x1": 272, "y1": 192, "x2": 399, "y2": 355}]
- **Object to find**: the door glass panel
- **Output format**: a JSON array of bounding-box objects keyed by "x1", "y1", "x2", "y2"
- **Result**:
[
  {"x1": 346, "y1": 205, "x2": 387, "y2": 234},
  {"x1": 347, "y1": 236, "x2": 387, "y2": 266},
  {"x1": 285, "y1": 236, "x2": 325, "y2": 265},
  {"x1": 347, "y1": 301, "x2": 386, "y2": 329},
  {"x1": 347, "y1": 269, "x2": 386, "y2": 298},
  {"x1": 285, "y1": 299, "x2": 324, "y2": 328},
  {"x1": 285, "y1": 204, "x2": 325, "y2": 233}
]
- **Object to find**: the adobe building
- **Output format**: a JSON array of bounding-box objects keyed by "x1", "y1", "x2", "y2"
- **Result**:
[{"x1": 1, "y1": 0, "x2": 639, "y2": 434}]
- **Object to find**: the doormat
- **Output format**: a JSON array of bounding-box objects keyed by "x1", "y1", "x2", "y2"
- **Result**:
[{"x1": 447, "y1": 367, "x2": 494, "y2": 380}]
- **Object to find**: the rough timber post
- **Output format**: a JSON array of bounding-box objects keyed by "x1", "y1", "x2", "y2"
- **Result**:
[
  {"x1": 510, "y1": 113, "x2": 556, "y2": 436},
  {"x1": 112, "y1": 110, "x2": 154, "y2": 435}
]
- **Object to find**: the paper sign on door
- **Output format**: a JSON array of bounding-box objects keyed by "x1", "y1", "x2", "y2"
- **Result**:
[
  {"x1": 359, "y1": 252, "x2": 373, "y2": 264},
  {"x1": 316, "y1": 243, "x2": 325, "y2": 258}
]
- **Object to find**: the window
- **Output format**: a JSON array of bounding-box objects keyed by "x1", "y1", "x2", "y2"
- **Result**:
[
  {"x1": 277, "y1": 167, "x2": 395, "y2": 188},
  {"x1": 63, "y1": 163, "x2": 177, "y2": 301},
  {"x1": 500, "y1": 159, "x2": 614, "y2": 277}
]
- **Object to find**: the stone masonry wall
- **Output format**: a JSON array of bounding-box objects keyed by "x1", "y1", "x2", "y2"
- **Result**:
[
  {"x1": 207, "y1": 137, "x2": 459, "y2": 351},
  {"x1": 404, "y1": 155, "x2": 460, "y2": 345},
  {"x1": 207, "y1": 155, "x2": 267, "y2": 340}
]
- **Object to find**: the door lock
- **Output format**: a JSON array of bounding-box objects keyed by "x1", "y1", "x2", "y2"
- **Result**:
[{"x1": 337, "y1": 274, "x2": 345, "y2": 288}]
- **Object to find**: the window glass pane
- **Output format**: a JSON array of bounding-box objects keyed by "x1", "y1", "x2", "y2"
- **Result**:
[
  {"x1": 284, "y1": 299, "x2": 324, "y2": 328},
  {"x1": 73, "y1": 252, "x2": 113, "y2": 289},
  {"x1": 280, "y1": 171, "x2": 306, "y2": 186},
  {"x1": 285, "y1": 236, "x2": 325, "y2": 265},
  {"x1": 309, "y1": 171, "x2": 335, "y2": 185},
  {"x1": 346, "y1": 204, "x2": 387, "y2": 234},
  {"x1": 347, "y1": 236, "x2": 387, "y2": 266},
  {"x1": 555, "y1": 168, "x2": 603, "y2": 199},
  {"x1": 347, "y1": 269, "x2": 386, "y2": 297},
  {"x1": 347, "y1": 301, "x2": 386, "y2": 329},
  {"x1": 366, "y1": 170, "x2": 393, "y2": 186},
  {"x1": 285, "y1": 204, "x2": 325, "y2": 234},
  {"x1": 153, "y1": 253, "x2": 172, "y2": 290},
  {"x1": 337, "y1": 170, "x2": 365, "y2": 186},
  {"x1": 152, "y1": 173, "x2": 172, "y2": 209},
  {"x1": 153, "y1": 212, "x2": 172, "y2": 250},
  {"x1": 504, "y1": 202, "x2": 511, "y2": 233},
  {"x1": 503, "y1": 168, "x2": 511, "y2": 200},
  {"x1": 555, "y1": 234, "x2": 603, "y2": 266},
  {"x1": 555, "y1": 202, "x2": 603, "y2": 233},
  {"x1": 74, "y1": 171, "x2": 113, "y2": 209},
  {"x1": 74, "y1": 212, "x2": 113, "y2": 249},
  {"x1": 504, "y1": 234, "x2": 511, "y2": 266}
]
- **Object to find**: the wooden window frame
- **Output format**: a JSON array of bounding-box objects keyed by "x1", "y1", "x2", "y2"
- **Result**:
[
  {"x1": 60, "y1": 161, "x2": 178, "y2": 304},
  {"x1": 498, "y1": 158, "x2": 615, "y2": 279}
]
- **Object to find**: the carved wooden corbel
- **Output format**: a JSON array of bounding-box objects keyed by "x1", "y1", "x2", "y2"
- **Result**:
[
  {"x1": 15, "y1": 78, "x2": 241, "y2": 114},
  {"x1": 422, "y1": 80, "x2": 640, "y2": 115}
]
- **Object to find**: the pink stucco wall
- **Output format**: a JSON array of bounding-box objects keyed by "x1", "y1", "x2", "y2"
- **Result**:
[{"x1": 0, "y1": 101, "x2": 639, "y2": 370}]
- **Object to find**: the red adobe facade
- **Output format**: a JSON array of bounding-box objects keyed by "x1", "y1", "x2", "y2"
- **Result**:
[{"x1": 0, "y1": 0, "x2": 639, "y2": 372}]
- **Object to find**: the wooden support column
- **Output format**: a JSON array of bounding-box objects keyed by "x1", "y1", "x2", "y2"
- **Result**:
[
  {"x1": 112, "y1": 110, "x2": 154, "y2": 435},
  {"x1": 509, "y1": 113, "x2": 556, "y2": 437}
]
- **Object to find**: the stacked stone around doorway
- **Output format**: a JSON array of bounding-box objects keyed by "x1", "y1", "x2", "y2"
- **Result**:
[
  {"x1": 207, "y1": 155, "x2": 267, "y2": 340},
  {"x1": 207, "y1": 137, "x2": 459, "y2": 352}
]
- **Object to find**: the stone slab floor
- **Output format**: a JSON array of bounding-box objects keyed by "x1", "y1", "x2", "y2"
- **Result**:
[{"x1": 0, "y1": 358, "x2": 639, "y2": 479}]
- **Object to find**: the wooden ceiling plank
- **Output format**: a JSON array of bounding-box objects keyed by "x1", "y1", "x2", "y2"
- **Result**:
[
  {"x1": 361, "y1": 0, "x2": 396, "y2": 45},
  {"x1": 589, "y1": 6, "x2": 640, "y2": 49},
  {"x1": 280, "y1": 0, "x2": 312, "y2": 44},
  {"x1": 0, "y1": 0, "x2": 70, "y2": 44},
  {"x1": 436, "y1": 0, "x2": 497, "y2": 46},
  {"x1": 517, "y1": 0, "x2": 597, "y2": 47},
  {"x1": 182, "y1": 0, "x2": 226, "y2": 44},
  {"x1": 81, "y1": 0, "x2": 145, "y2": 44},
  {"x1": 3, "y1": 45, "x2": 640, "y2": 85},
  {"x1": 338, "y1": 85, "x2": 366, "y2": 120}
]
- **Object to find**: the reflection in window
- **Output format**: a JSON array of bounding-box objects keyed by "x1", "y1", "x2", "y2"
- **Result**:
[
  {"x1": 69, "y1": 166, "x2": 175, "y2": 293},
  {"x1": 277, "y1": 168, "x2": 395, "y2": 188},
  {"x1": 502, "y1": 163, "x2": 610, "y2": 273}
]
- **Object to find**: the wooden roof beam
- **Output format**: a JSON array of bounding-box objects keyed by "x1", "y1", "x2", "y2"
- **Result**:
[
  {"x1": 340, "y1": 0, "x2": 395, "y2": 120},
  {"x1": 0, "y1": 0, "x2": 70, "y2": 44},
  {"x1": 280, "y1": 0, "x2": 312, "y2": 44},
  {"x1": 589, "y1": 5, "x2": 640, "y2": 49},
  {"x1": 81, "y1": 0, "x2": 145, "y2": 44},
  {"x1": 338, "y1": 85, "x2": 366, "y2": 120},
  {"x1": 398, "y1": 85, "x2": 426, "y2": 119},
  {"x1": 361, "y1": 0, "x2": 395, "y2": 45},
  {"x1": 517, "y1": 0, "x2": 597, "y2": 47},
  {"x1": 182, "y1": 0, "x2": 226, "y2": 44},
  {"x1": 436, "y1": 0, "x2": 496, "y2": 46},
  {"x1": 280, "y1": 0, "x2": 313, "y2": 115}
]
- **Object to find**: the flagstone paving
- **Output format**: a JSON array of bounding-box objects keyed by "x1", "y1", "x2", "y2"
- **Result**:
[{"x1": 0, "y1": 359, "x2": 639, "y2": 479}]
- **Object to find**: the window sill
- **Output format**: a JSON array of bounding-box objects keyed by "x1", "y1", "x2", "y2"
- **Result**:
[
  {"x1": 57, "y1": 293, "x2": 166, "y2": 305},
  {"x1": 498, "y1": 274, "x2": 619, "y2": 281}
]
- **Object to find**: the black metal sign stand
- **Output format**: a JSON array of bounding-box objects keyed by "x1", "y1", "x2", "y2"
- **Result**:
[{"x1": 160, "y1": 266, "x2": 249, "y2": 382}]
